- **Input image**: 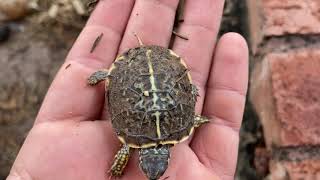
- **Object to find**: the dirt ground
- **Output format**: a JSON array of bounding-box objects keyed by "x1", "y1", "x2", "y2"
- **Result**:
[{"x1": 0, "y1": 0, "x2": 262, "y2": 179}]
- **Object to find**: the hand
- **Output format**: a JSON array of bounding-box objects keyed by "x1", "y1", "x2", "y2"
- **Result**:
[{"x1": 7, "y1": 0, "x2": 248, "y2": 180}]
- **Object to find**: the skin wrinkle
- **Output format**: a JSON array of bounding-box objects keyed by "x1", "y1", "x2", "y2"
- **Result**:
[
  {"x1": 195, "y1": 126, "x2": 238, "y2": 179},
  {"x1": 207, "y1": 83, "x2": 248, "y2": 97},
  {"x1": 204, "y1": 88, "x2": 246, "y2": 127},
  {"x1": 26, "y1": 121, "x2": 115, "y2": 179},
  {"x1": 8, "y1": 166, "x2": 34, "y2": 180},
  {"x1": 178, "y1": 23, "x2": 218, "y2": 34},
  {"x1": 168, "y1": 145, "x2": 198, "y2": 178},
  {"x1": 205, "y1": 94, "x2": 245, "y2": 131},
  {"x1": 67, "y1": 58, "x2": 107, "y2": 70},
  {"x1": 36, "y1": 61, "x2": 106, "y2": 123},
  {"x1": 208, "y1": 115, "x2": 242, "y2": 133},
  {"x1": 36, "y1": 105, "x2": 105, "y2": 124},
  {"x1": 144, "y1": 0, "x2": 179, "y2": 12},
  {"x1": 84, "y1": 24, "x2": 123, "y2": 40},
  {"x1": 37, "y1": 115, "x2": 91, "y2": 124},
  {"x1": 195, "y1": 133, "x2": 219, "y2": 171}
]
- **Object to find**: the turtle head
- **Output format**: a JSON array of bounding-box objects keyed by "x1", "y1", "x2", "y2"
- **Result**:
[{"x1": 139, "y1": 145, "x2": 170, "y2": 180}]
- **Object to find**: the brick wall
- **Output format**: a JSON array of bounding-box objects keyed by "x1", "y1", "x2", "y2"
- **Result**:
[{"x1": 248, "y1": 0, "x2": 320, "y2": 179}]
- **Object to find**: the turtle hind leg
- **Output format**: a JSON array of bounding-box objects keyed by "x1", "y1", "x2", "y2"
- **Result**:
[
  {"x1": 194, "y1": 115, "x2": 209, "y2": 128},
  {"x1": 87, "y1": 69, "x2": 109, "y2": 86},
  {"x1": 109, "y1": 145, "x2": 131, "y2": 178}
]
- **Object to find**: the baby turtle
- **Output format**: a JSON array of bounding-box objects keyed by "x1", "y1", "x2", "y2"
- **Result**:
[{"x1": 88, "y1": 35, "x2": 209, "y2": 180}]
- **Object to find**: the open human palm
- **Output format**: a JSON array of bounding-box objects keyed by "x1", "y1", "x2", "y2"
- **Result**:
[{"x1": 7, "y1": 0, "x2": 248, "y2": 180}]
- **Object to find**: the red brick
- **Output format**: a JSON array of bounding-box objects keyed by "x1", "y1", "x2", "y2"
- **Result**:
[
  {"x1": 250, "y1": 49, "x2": 320, "y2": 147},
  {"x1": 270, "y1": 160, "x2": 320, "y2": 180},
  {"x1": 247, "y1": 0, "x2": 320, "y2": 53}
]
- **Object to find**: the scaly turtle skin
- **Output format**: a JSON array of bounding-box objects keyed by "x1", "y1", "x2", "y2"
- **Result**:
[{"x1": 88, "y1": 43, "x2": 209, "y2": 180}]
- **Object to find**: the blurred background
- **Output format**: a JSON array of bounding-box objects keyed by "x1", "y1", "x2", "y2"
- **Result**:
[{"x1": 0, "y1": 0, "x2": 319, "y2": 179}]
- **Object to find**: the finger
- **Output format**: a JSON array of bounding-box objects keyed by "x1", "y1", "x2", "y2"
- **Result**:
[
  {"x1": 118, "y1": 0, "x2": 180, "y2": 53},
  {"x1": 172, "y1": 0, "x2": 225, "y2": 113},
  {"x1": 35, "y1": 0, "x2": 134, "y2": 124},
  {"x1": 191, "y1": 33, "x2": 249, "y2": 179}
]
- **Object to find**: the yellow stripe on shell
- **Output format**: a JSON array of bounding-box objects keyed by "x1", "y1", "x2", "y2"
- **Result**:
[
  {"x1": 146, "y1": 50, "x2": 157, "y2": 91},
  {"x1": 146, "y1": 50, "x2": 162, "y2": 138},
  {"x1": 154, "y1": 111, "x2": 162, "y2": 138}
]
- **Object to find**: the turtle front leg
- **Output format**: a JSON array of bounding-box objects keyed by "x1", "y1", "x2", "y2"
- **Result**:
[
  {"x1": 194, "y1": 115, "x2": 209, "y2": 128},
  {"x1": 109, "y1": 144, "x2": 131, "y2": 177},
  {"x1": 87, "y1": 69, "x2": 109, "y2": 86}
]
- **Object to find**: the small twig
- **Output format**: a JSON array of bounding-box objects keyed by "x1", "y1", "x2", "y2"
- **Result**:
[
  {"x1": 133, "y1": 32, "x2": 144, "y2": 46},
  {"x1": 90, "y1": 32, "x2": 104, "y2": 53},
  {"x1": 172, "y1": 30, "x2": 188, "y2": 40},
  {"x1": 174, "y1": 0, "x2": 185, "y2": 27},
  {"x1": 162, "y1": 176, "x2": 170, "y2": 180},
  {"x1": 65, "y1": 63, "x2": 71, "y2": 69}
]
